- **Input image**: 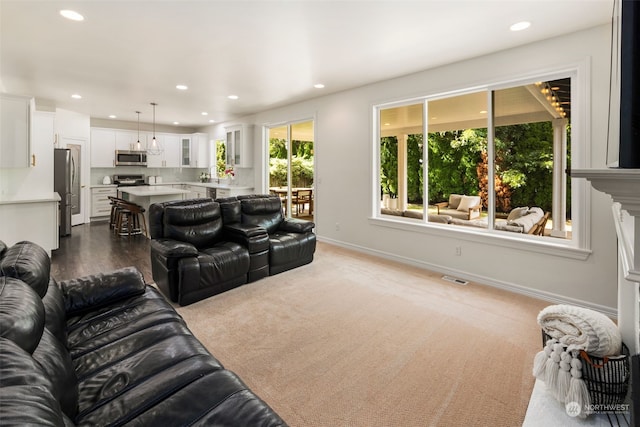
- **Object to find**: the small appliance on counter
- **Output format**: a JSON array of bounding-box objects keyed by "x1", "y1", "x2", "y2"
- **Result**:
[
  {"x1": 102, "y1": 176, "x2": 112, "y2": 185},
  {"x1": 155, "y1": 176, "x2": 163, "y2": 184},
  {"x1": 146, "y1": 176, "x2": 156, "y2": 184},
  {"x1": 113, "y1": 174, "x2": 146, "y2": 187}
]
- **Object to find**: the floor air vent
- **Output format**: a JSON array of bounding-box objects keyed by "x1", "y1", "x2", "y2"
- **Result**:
[{"x1": 442, "y1": 275, "x2": 469, "y2": 286}]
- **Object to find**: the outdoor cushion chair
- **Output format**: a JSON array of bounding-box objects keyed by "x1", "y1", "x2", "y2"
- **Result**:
[{"x1": 435, "y1": 194, "x2": 482, "y2": 220}]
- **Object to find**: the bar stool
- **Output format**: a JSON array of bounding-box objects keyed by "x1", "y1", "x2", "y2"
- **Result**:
[
  {"x1": 114, "y1": 200, "x2": 147, "y2": 238},
  {"x1": 109, "y1": 196, "x2": 126, "y2": 230}
]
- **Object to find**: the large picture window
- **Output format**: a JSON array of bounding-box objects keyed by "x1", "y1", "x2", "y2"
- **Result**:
[{"x1": 376, "y1": 75, "x2": 573, "y2": 242}]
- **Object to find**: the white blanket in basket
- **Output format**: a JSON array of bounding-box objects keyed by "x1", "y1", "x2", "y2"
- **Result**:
[
  {"x1": 537, "y1": 304, "x2": 621, "y2": 357},
  {"x1": 532, "y1": 304, "x2": 623, "y2": 417}
]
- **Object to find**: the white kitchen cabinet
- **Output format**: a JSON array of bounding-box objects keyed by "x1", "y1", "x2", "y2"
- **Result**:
[
  {"x1": 187, "y1": 185, "x2": 207, "y2": 198},
  {"x1": 1, "y1": 94, "x2": 33, "y2": 168},
  {"x1": 146, "y1": 133, "x2": 180, "y2": 168},
  {"x1": 90, "y1": 186, "x2": 117, "y2": 219},
  {"x1": 115, "y1": 130, "x2": 145, "y2": 151},
  {"x1": 180, "y1": 136, "x2": 191, "y2": 167},
  {"x1": 190, "y1": 133, "x2": 210, "y2": 168},
  {"x1": 91, "y1": 128, "x2": 116, "y2": 167},
  {"x1": 225, "y1": 124, "x2": 253, "y2": 168}
]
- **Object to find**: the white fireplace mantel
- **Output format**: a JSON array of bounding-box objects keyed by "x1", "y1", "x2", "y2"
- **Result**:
[
  {"x1": 573, "y1": 168, "x2": 640, "y2": 217},
  {"x1": 572, "y1": 168, "x2": 640, "y2": 354}
]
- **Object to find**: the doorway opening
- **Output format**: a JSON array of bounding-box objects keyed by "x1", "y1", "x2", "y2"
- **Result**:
[{"x1": 267, "y1": 120, "x2": 314, "y2": 220}]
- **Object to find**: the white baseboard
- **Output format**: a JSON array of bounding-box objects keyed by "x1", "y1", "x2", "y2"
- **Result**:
[{"x1": 318, "y1": 236, "x2": 618, "y2": 318}]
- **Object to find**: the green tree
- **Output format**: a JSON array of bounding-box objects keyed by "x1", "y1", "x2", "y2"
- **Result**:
[{"x1": 380, "y1": 137, "x2": 398, "y2": 197}]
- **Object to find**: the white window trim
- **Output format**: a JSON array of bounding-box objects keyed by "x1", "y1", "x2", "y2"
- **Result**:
[{"x1": 371, "y1": 60, "x2": 592, "y2": 259}]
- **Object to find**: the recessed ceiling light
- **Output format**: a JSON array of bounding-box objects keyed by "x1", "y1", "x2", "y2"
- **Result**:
[
  {"x1": 228, "y1": 95, "x2": 239, "y2": 100},
  {"x1": 510, "y1": 21, "x2": 531, "y2": 32},
  {"x1": 60, "y1": 10, "x2": 84, "y2": 21},
  {"x1": 108, "y1": 115, "x2": 117, "y2": 119},
  {"x1": 71, "y1": 94, "x2": 82, "y2": 99},
  {"x1": 384, "y1": 123, "x2": 391, "y2": 126},
  {"x1": 209, "y1": 119, "x2": 215, "y2": 123},
  {"x1": 314, "y1": 83, "x2": 325, "y2": 89},
  {"x1": 173, "y1": 121, "x2": 180, "y2": 125},
  {"x1": 176, "y1": 84, "x2": 188, "y2": 90},
  {"x1": 479, "y1": 110, "x2": 487, "y2": 114},
  {"x1": 201, "y1": 112, "x2": 208, "y2": 116}
]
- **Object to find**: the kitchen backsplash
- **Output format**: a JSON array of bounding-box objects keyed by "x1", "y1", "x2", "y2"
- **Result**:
[{"x1": 90, "y1": 166, "x2": 254, "y2": 187}]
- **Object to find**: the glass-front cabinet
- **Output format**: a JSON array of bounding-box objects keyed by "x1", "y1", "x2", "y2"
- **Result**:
[
  {"x1": 180, "y1": 137, "x2": 191, "y2": 167},
  {"x1": 225, "y1": 124, "x2": 253, "y2": 167}
]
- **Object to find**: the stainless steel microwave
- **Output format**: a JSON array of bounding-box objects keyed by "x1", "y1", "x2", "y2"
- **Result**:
[{"x1": 115, "y1": 150, "x2": 147, "y2": 166}]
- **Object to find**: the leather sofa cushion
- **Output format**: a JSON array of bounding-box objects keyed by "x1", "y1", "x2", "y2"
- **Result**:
[
  {"x1": 241, "y1": 197, "x2": 284, "y2": 234},
  {"x1": 0, "y1": 337, "x2": 53, "y2": 389},
  {"x1": 0, "y1": 240, "x2": 50, "y2": 297},
  {"x1": 42, "y1": 279, "x2": 68, "y2": 346},
  {"x1": 199, "y1": 242, "x2": 251, "y2": 283},
  {"x1": 0, "y1": 386, "x2": 68, "y2": 427},
  {"x1": 61, "y1": 266, "x2": 146, "y2": 317},
  {"x1": 0, "y1": 240, "x2": 6, "y2": 258},
  {"x1": 66, "y1": 288, "x2": 186, "y2": 364},
  {"x1": 270, "y1": 231, "x2": 317, "y2": 268},
  {"x1": 219, "y1": 198, "x2": 242, "y2": 224},
  {"x1": 0, "y1": 276, "x2": 45, "y2": 354},
  {"x1": 33, "y1": 328, "x2": 79, "y2": 418},
  {"x1": 163, "y1": 201, "x2": 223, "y2": 249}
]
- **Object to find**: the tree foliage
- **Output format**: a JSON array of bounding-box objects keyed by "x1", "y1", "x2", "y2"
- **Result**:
[
  {"x1": 380, "y1": 121, "x2": 571, "y2": 215},
  {"x1": 269, "y1": 138, "x2": 314, "y2": 187}
]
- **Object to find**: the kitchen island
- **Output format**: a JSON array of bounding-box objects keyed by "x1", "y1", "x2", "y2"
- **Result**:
[
  {"x1": 119, "y1": 186, "x2": 192, "y2": 236},
  {"x1": 0, "y1": 193, "x2": 61, "y2": 255}
]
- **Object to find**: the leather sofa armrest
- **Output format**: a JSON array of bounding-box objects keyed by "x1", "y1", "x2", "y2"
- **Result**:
[
  {"x1": 224, "y1": 223, "x2": 267, "y2": 239},
  {"x1": 280, "y1": 218, "x2": 315, "y2": 233},
  {"x1": 150, "y1": 239, "x2": 198, "y2": 258},
  {"x1": 60, "y1": 266, "x2": 146, "y2": 317}
]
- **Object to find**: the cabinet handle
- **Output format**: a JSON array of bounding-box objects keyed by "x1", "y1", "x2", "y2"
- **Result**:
[{"x1": 31, "y1": 154, "x2": 36, "y2": 166}]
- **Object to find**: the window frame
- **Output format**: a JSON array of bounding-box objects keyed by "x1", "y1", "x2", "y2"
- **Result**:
[{"x1": 371, "y1": 64, "x2": 591, "y2": 260}]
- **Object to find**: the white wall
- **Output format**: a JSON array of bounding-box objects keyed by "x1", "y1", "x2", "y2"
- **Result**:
[{"x1": 203, "y1": 24, "x2": 619, "y2": 312}]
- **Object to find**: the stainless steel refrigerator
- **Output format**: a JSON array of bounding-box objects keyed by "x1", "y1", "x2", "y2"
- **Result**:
[{"x1": 54, "y1": 148, "x2": 72, "y2": 236}]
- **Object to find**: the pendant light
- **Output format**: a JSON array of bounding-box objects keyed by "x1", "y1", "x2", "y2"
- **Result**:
[
  {"x1": 147, "y1": 102, "x2": 162, "y2": 155},
  {"x1": 135, "y1": 111, "x2": 141, "y2": 150}
]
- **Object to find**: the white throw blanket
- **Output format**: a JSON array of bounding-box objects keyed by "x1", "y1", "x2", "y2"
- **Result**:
[
  {"x1": 537, "y1": 304, "x2": 621, "y2": 357},
  {"x1": 532, "y1": 304, "x2": 623, "y2": 418}
]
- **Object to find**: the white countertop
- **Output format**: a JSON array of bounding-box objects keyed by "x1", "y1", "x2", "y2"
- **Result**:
[
  {"x1": 150, "y1": 181, "x2": 254, "y2": 190},
  {"x1": 119, "y1": 185, "x2": 191, "y2": 197},
  {"x1": 0, "y1": 193, "x2": 61, "y2": 205}
]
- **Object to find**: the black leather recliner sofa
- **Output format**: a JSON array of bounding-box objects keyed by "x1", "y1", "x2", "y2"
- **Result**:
[
  {"x1": 149, "y1": 198, "x2": 256, "y2": 306},
  {"x1": 222, "y1": 195, "x2": 316, "y2": 276},
  {"x1": 150, "y1": 196, "x2": 316, "y2": 306},
  {"x1": 0, "y1": 240, "x2": 286, "y2": 426}
]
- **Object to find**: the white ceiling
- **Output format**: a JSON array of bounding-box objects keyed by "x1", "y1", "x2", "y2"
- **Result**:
[{"x1": 0, "y1": 0, "x2": 613, "y2": 129}]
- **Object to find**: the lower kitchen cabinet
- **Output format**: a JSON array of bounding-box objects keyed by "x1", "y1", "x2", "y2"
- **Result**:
[{"x1": 91, "y1": 186, "x2": 117, "y2": 220}]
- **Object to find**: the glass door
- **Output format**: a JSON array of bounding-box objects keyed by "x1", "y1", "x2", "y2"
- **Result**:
[{"x1": 267, "y1": 120, "x2": 314, "y2": 219}]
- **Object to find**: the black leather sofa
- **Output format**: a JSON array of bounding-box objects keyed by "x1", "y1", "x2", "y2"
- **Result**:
[
  {"x1": 149, "y1": 198, "x2": 256, "y2": 306},
  {"x1": 221, "y1": 195, "x2": 316, "y2": 276},
  {"x1": 0, "y1": 240, "x2": 286, "y2": 426},
  {"x1": 149, "y1": 196, "x2": 316, "y2": 306}
]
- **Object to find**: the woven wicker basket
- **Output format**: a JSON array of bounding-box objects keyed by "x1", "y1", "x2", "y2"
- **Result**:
[{"x1": 541, "y1": 331, "x2": 630, "y2": 406}]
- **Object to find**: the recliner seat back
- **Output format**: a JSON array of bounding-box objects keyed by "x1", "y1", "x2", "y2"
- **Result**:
[
  {"x1": 163, "y1": 202, "x2": 224, "y2": 249},
  {"x1": 240, "y1": 197, "x2": 284, "y2": 234}
]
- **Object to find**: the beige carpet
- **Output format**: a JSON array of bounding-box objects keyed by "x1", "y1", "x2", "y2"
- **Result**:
[{"x1": 176, "y1": 241, "x2": 549, "y2": 426}]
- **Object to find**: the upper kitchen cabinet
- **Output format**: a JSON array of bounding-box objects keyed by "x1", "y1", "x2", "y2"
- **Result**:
[
  {"x1": 180, "y1": 136, "x2": 191, "y2": 167},
  {"x1": 146, "y1": 133, "x2": 180, "y2": 168},
  {"x1": 225, "y1": 124, "x2": 253, "y2": 168},
  {"x1": 116, "y1": 130, "x2": 146, "y2": 151},
  {"x1": 90, "y1": 128, "x2": 116, "y2": 167},
  {"x1": 189, "y1": 133, "x2": 210, "y2": 168},
  {"x1": 1, "y1": 94, "x2": 34, "y2": 168}
]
